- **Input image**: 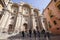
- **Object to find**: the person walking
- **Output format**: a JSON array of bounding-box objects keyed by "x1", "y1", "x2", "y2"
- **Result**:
[
  {"x1": 41, "y1": 29, "x2": 46, "y2": 40},
  {"x1": 33, "y1": 29, "x2": 36, "y2": 38},
  {"x1": 36, "y1": 26, "x2": 40, "y2": 37},
  {"x1": 29, "y1": 29, "x2": 32, "y2": 38},
  {"x1": 33, "y1": 29, "x2": 37, "y2": 40},
  {"x1": 22, "y1": 31, "x2": 25, "y2": 37},
  {"x1": 45, "y1": 31, "x2": 50, "y2": 40},
  {"x1": 37, "y1": 30, "x2": 40, "y2": 37}
]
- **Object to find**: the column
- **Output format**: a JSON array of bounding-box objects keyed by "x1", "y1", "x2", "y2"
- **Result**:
[
  {"x1": 38, "y1": 16, "x2": 43, "y2": 30},
  {"x1": 31, "y1": 8, "x2": 36, "y2": 30},
  {"x1": 0, "y1": 10, "x2": 10, "y2": 32},
  {"x1": 14, "y1": 5, "x2": 23, "y2": 32},
  {"x1": 29, "y1": 8, "x2": 33, "y2": 30},
  {"x1": 37, "y1": 11, "x2": 42, "y2": 31},
  {"x1": 0, "y1": 12, "x2": 5, "y2": 32},
  {"x1": 4, "y1": 12, "x2": 11, "y2": 33}
]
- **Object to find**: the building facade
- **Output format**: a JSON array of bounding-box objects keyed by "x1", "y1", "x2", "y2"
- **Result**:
[
  {"x1": 0, "y1": 0, "x2": 42, "y2": 34},
  {"x1": 43, "y1": 0, "x2": 60, "y2": 34}
]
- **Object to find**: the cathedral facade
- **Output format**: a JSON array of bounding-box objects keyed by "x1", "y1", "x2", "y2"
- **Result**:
[{"x1": 0, "y1": 0, "x2": 42, "y2": 34}]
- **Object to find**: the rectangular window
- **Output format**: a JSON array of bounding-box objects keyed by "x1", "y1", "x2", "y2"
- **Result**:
[
  {"x1": 57, "y1": 28, "x2": 60, "y2": 30},
  {"x1": 58, "y1": 18, "x2": 60, "y2": 20},
  {"x1": 0, "y1": 14, "x2": 2, "y2": 19},
  {"x1": 49, "y1": 10, "x2": 54, "y2": 18},
  {"x1": 54, "y1": 0, "x2": 57, "y2": 2},
  {"x1": 50, "y1": 15, "x2": 53, "y2": 18},
  {"x1": 57, "y1": 4, "x2": 60, "y2": 10},
  {"x1": 0, "y1": 12, "x2": 3, "y2": 19},
  {"x1": 53, "y1": 21, "x2": 57, "y2": 25},
  {"x1": 48, "y1": 22, "x2": 51, "y2": 28}
]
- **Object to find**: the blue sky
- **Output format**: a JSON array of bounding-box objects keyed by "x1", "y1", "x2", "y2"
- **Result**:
[{"x1": 12, "y1": 0, "x2": 51, "y2": 14}]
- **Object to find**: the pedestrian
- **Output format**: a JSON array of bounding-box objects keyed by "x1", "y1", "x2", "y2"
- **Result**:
[
  {"x1": 41, "y1": 29, "x2": 46, "y2": 39},
  {"x1": 37, "y1": 30, "x2": 40, "y2": 37},
  {"x1": 22, "y1": 31, "x2": 25, "y2": 37},
  {"x1": 29, "y1": 29, "x2": 32, "y2": 37},
  {"x1": 36, "y1": 26, "x2": 40, "y2": 37},
  {"x1": 41, "y1": 29, "x2": 45, "y2": 34},
  {"x1": 33, "y1": 29, "x2": 36, "y2": 37},
  {"x1": 45, "y1": 31, "x2": 50, "y2": 40}
]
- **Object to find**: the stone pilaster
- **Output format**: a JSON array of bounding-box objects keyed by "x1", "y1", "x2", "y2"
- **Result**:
[
  {"x1": 0, "y1": 10, "x2": 10, "y2": 33},
  {"x1": 14, "y1": 5, "x2": 23, "y2": 32},
  {"x1": 31, "y1": 8, "x2": 37, "y2": 30}
]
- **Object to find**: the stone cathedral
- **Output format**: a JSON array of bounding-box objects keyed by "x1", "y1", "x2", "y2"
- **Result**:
[{"x1": 0, "y1": 0, "x2": 43, "y2": 34}]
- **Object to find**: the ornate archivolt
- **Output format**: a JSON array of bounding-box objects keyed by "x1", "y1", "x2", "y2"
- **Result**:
[
  {"x1": 34, "y1": 8, "x2": 39, "y2": 16},
  {"x1": 55, "y1": 1, "x2": 60, "y2": 6},
  {"x1": 11, "y1": 3, "x2": 19, "y2": 14},
  {"x1": 55, "y1": 1, "x2": 60, "y2": 10},
  {"x1": 22, "y1": 3, "x2": 32, "y2": 16}
]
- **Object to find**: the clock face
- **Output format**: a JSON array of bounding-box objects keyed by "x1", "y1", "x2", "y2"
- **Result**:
[{"x1": 0, "y1": 4, "x2": 3, "y2": 11}]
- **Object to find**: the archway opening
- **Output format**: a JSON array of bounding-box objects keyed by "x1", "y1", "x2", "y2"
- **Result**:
[
  {"x1": 8, "y1": 24, "x2": 13, "y2": 34},
  {"x1": 23, "y1": 23, "x2": 28, "y2": 31}
]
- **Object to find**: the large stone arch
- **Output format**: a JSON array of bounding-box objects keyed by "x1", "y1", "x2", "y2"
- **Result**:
[
  {"x1": 11, "y1": 3, "x2": 19, "y2": 14},
  {"x1": 22, "y1": 3, "x2": 32, "y2": 14}
]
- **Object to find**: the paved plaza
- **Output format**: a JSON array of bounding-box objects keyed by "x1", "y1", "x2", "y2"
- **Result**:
[
  {"x1": 0, "y1": 32, "x2": 59, "y2": 40},
  {"x1": 0, "y1": 36, "x2": 60, "y2": 40},
  {"x1": 0, "y1": 31, "x2": 60, "y2": 40}
]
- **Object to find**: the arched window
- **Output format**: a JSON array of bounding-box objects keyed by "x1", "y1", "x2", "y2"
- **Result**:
[
  {"x1": 8, "y1": 24, "x2": 14, "y2": 34},
  {"x1": 9, "y1": 24, "x2": 13, "y2": 29},
  {"x1": 57, "y1": 4, "x2": 60, "y2": 10}
]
